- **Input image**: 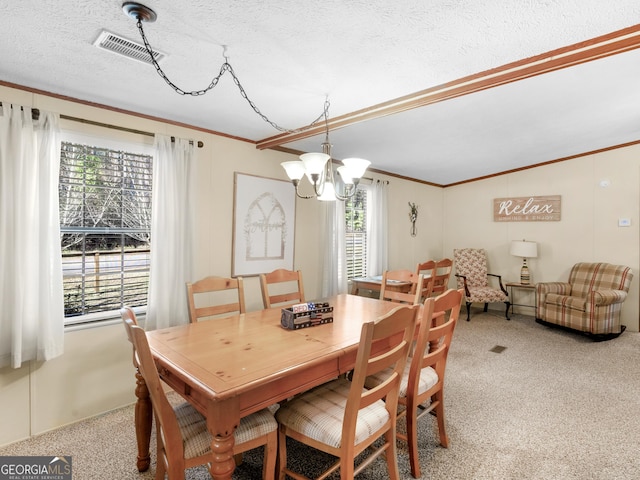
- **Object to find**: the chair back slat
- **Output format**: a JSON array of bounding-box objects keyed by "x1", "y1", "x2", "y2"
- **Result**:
[
  {"x1": 431, "y1": 258, "x2": 453, "y2": 296},
  {"x1": 379, "y1": 269, "x2": 423, "y2": 305},
  {"x1": 415, "y1": 261, "x2": 436, "y2": 300},
  {"x1": 186, "y1": 275, "x2": 245, "y2": 322},
  {"x1": 260, "y1": 269, "x2": 305, "y2": 309}
]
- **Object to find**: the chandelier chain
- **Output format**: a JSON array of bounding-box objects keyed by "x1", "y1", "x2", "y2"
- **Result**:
[{"x1": 135, "y1": 19, "x2": 329, "y2": 133}]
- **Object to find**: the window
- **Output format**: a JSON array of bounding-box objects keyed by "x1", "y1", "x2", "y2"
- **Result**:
[
  {"x1": 59, "y1": 136, "x2": 153, "y2": 322},
  {"x1": 345, "y1": 188, "x2": 368, "y2": 279}
]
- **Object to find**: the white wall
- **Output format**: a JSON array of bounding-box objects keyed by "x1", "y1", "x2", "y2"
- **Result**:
[{"x1": 443, "y1": 146, "x2": 640, "y2": 330}]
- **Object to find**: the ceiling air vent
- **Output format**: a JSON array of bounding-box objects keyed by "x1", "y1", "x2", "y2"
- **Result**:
[{"x1": 93, "y1": 30, "x2": 166, "y2": 65}]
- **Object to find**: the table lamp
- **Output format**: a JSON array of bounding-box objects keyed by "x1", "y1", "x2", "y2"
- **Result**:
[{"x1": 510, "y1": 240, "x2": 538, "y2": 284}]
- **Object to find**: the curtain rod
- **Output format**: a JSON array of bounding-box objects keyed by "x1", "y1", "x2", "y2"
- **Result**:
[{"x1": 0, "y1": 102, "x2": 204, "y2": 148}]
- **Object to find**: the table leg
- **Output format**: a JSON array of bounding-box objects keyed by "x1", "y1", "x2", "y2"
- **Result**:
[
  {"x1": 134, "y1": 369, "x2": 152, "y2": 472},
  {"x1": 207, "y1": 398, "x2": 240, "y2": 480}
]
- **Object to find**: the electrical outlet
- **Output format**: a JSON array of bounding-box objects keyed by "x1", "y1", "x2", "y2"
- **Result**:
[{"x1": 618, "y1": 218, "x2": 631, "y2": 227}]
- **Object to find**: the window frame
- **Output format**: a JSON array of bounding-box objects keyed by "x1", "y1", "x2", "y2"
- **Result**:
[{"x1": 59, "y1": 130, "x2": 154, "y2": 327}]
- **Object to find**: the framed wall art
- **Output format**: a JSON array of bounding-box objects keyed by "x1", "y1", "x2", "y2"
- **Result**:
[{"x1": 232, "y1": 172, "x2": 296, "y2": 276}]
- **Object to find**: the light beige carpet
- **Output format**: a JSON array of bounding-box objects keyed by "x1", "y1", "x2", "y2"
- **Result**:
[{"x1": 2, "y1": 310, "x2": 639, "y2": 479}]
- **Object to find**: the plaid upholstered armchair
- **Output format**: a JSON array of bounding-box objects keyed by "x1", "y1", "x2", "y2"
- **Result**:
[{"x1": 536, "y1": 262, "x2": 633, "y2": 339}]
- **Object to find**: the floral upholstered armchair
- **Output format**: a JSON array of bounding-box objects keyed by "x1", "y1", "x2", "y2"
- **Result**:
[
  {"x1": 536, "y1": 262, "x2": 633, "y2": 339},
  {"x1": 454, "y1": 248, "x2": 509, "y2": 321}
]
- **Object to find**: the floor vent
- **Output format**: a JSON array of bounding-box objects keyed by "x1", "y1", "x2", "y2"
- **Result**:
[
  {"x1": 489, "y1": 345, "x2": 507, "y2": 353},
  {"x1": 93, "y1": 30, "x2": 166, "y2": 65}
]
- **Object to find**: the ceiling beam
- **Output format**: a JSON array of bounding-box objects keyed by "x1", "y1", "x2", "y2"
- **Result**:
[{"x1": 256, "y1": 24, "x2": 640, "y2": 150}]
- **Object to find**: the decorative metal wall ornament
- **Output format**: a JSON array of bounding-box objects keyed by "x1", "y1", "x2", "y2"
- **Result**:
[{"x1": 409, "y1": 202, "x2": 418, "y2": 237}]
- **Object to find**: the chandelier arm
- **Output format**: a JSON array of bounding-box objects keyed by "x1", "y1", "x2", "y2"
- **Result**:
[
  {"x1": 333, "y1": 182, "x2": 357, "y2": 201},
  {"x1": 294, "y1": 188, "x2": 316, "y2": 200},
  {"x1": 133, "y1": 18, "x2": 329, "y2": 133},
  {"x1": 312, "y1": 171, "x2": 326, "y2": 197},
  {"x1": 290, "y1": 179, "x2": 317, "y2": 199}
]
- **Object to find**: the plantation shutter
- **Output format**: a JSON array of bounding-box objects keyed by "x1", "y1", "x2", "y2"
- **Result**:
[{"x1": 345, "y1": 188, "x2": 367, "y2": 279}]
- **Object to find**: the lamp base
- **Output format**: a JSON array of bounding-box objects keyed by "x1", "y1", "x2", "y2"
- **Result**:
[{"x1": 520, "y1": 265, "x2": 531, "y2": 285}]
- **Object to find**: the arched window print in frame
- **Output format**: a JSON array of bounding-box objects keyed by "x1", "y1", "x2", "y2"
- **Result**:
[
  {"x1": 245, "y1": 192, "x2": 287, "y2": 260},
  {"x1": 232, "y1": 173, "x2": 296, "y2": 276}
]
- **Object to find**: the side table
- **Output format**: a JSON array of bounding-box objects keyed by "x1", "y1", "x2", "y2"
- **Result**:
[{"x1": 505, "y1": 282, "x2": 537, "y2": 316}]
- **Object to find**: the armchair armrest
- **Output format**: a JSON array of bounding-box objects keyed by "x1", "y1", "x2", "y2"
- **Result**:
[
  {"x1": 487, "y1": 273, "x2": 507, "y2": 295},
  {"x1": 536, "y1": 281, "x2": 571, "y2": 310},
  {"x1": 536, "y1": 282, "x2": 571, "y2": 318},
  {"x1": 586, "y1": 289, "x2": 628, "y2": 308},
  {"x1": 537, "y1": 282, "x2": 571, "y2": 296},
  {"x1": 454, "y1": 273, "x2": 471, "y2": 298}
]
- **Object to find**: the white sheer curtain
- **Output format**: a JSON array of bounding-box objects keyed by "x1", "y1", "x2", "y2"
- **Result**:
[
  {"x1": 0, "y1": 103, "x2": 64, "y2": 368},
  {"x1": 321, "y1": 200, "x2": 348, "y2": 297},
  {"x1": 366, "y1": 180, "x2": 389, "y2": 276},
  {"x1": 145, "y1": 134, "x2": 196, "y2": 330}
]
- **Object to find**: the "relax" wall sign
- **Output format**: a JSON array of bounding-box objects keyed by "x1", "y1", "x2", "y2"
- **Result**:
[{"x1": 493, "y1": 195, "x2": 561, "y2": 222}]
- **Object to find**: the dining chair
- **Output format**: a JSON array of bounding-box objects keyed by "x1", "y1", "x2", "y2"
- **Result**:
[
  {"x1": 365, "y1": 288, "x2": 463, "y2": 478},
  {"x1": 430, "y1": 258, "x2": 453, "y2": 297},
  {"x1": 379, "y1": 269, "x2": 423, "y2": 305},
  {"x1": 275, "y1": 304, "x2": 419, "y2": 480},
  {"x1": 121, "y1": 309, "x2": 278, "y2": 480},
  {"x1": 186, "y1": 275, "x2": 245, "y2": 323},
  {"x1": 120, "y1": 306, "x2": 154, "y2": 471},
  {"x1": 415, "y1": 260, "x2": 436, "y2": 300},
  {"x1": 259, "y1": 268, "x2": 305, "y2": 309}
]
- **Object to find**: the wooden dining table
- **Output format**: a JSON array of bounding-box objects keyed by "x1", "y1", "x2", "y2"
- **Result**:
[
  {"x1": 136, "y1": 293, "x2": 408, "y2": 480},
  {"x1": 350, "y1": 275, "x2": 413, "y2": 296}
]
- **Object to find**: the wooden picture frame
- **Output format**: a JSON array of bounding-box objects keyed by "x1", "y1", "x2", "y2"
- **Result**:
[{"x1": 232, "y1": 172, "x2": 296, "y2": 277}]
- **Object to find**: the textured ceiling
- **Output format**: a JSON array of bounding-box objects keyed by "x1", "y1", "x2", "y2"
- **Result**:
[{"x1": 1, "y1": 1, "x2": 639, "y2": 185}]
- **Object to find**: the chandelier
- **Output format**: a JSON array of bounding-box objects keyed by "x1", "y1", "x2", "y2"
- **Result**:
[
  {"x1": 280, "y1": 111, "x2": 370, "y2": 201},
  {"x1": 122, "y1": 2, "x2": 370, "y2": 201}
]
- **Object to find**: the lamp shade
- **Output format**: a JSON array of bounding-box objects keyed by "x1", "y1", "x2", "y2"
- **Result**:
[
  {"x1": 281, "y1": 161, "x2": 306, "y2": 181},
  {"x1": 510, "y1": 240, "x2": 538, "y2": 258},
  {"x1": 336, "y1": 165, "x2": 354, "y2": 185},
  {"x1": 341, "y1": 157, "x2": 371, "y2": 179},
  {"x1": 299, "y1": 152, "x2": 330, "y2": 176}
]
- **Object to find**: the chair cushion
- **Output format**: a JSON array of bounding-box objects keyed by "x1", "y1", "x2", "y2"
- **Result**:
[
  {"x1": 275, "y1": 378, "x2": 390, "y2": 449},
  {"x1": 365, "y1": 360, "x2": 438, "y2": 398},
  {"x1": 174, "y1": 402, "x2": 277, "y2": 459},
  {"x1": 546, "y1": 294, "x2": 586, "y2": 312},
  {"x1": 466, "y1": 286, "x2": 507, "y2": 303}
]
